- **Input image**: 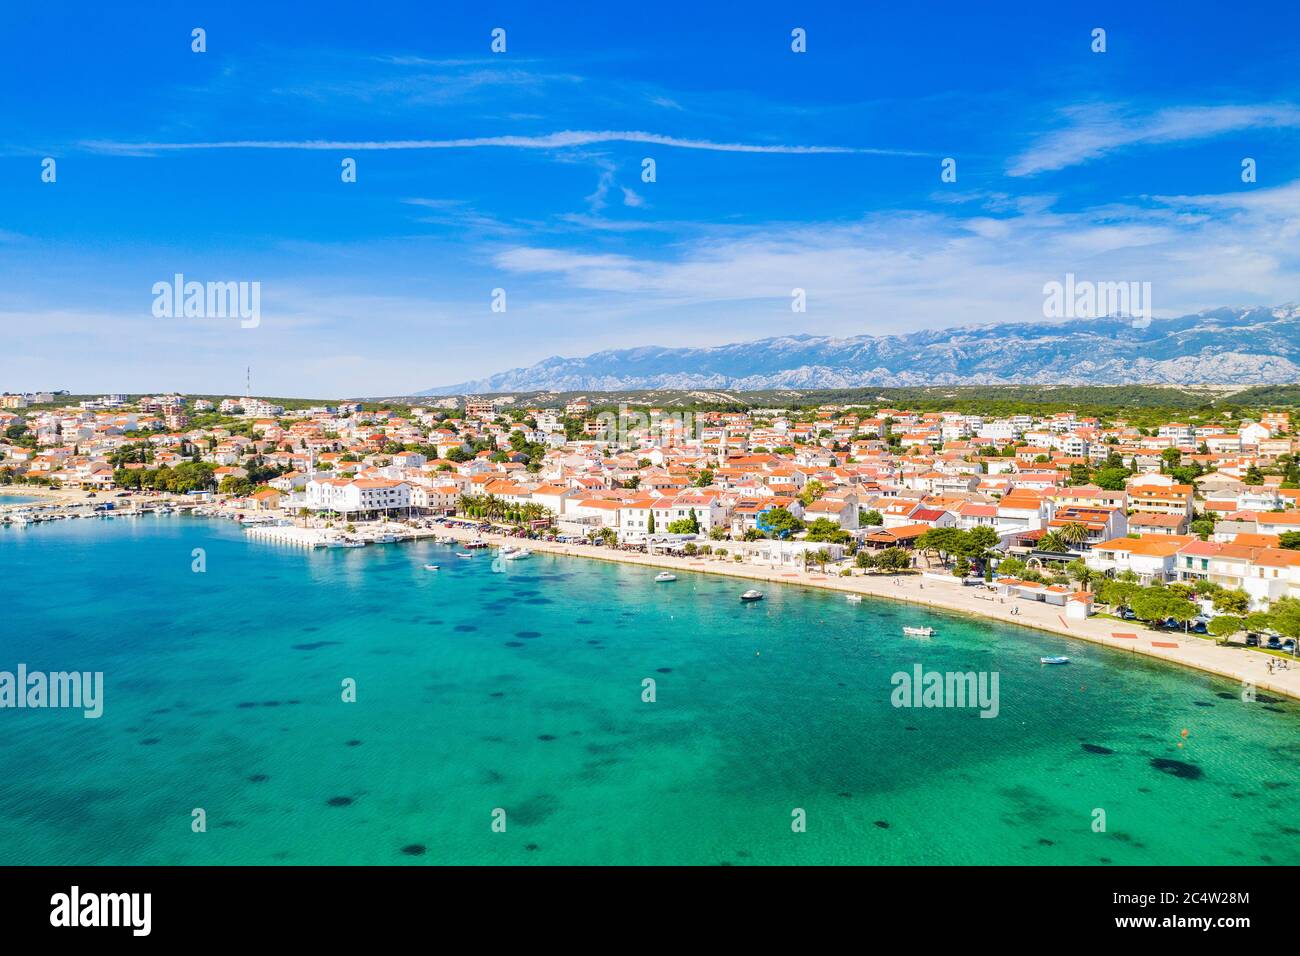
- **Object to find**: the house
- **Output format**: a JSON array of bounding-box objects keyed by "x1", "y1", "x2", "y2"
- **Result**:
[
  {"x1": 1175, "y1": 539, "x2": 1300, "y2": 609},
  {"x1": 250, "y1": 487, "x2": 282, "y2": 511},
  {"x1": 305, "y1": 478, "x2": 411, "y2": 515},
  {"x1": 1128, "y1": 512, "x2": 1190, "y2": 536},
  {"x1": 861, "y1": 523, "x2": 931, "y2": 550},
  {"x1": 1084, "y1": 535, "x2": 1192, "y2": 584},
  {"x1": 802, "y1": 497, "x2": 860, "y2": 530},
  {"x1": 1127, "y1": 481, "x2": 1194, "y2": 518}
]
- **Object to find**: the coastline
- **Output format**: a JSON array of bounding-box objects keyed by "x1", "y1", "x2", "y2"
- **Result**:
[
  {"x1": 0, "y1": 485, "x2": 104, "y2": 509},
  {"x1": 430, "y1": 523, "x2": 1300, "y2": 703}
]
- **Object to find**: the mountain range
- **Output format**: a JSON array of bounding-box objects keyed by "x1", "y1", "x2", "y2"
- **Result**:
[{"x1": 421, "y1": 305, "x2": 1300, "y2": 395}]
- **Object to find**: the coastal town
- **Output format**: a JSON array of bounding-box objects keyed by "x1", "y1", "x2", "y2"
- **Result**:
[{"x1": 4, "y1": 388, "x2": 1300, "y2": 694}]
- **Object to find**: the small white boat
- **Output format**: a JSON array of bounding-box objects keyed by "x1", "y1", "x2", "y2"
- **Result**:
[
  {"x1": 902, "y1": 626, "x2": 934, "y2": 637},
  {"x1": 455, "y1": 551, "x2": 473, "y2": 558},
  {"x1": 503, "y1": 549, "x2": 531, "y2": 560},
  {"x1": 1040, "y1": 656, "x2": 1071, "y2": 665},
  {"x1": 655, "y1": 572, "x2": 677, "y2": 582},
  {"x1": 423, "y1": 564, "x2": 440, "y2": 571},
  {"x1": 846, "y1": 594, "x2": 863, "y2": 603},
  {"x1": 466, "y1": 540, "x2": 489, "y2": 549},
  {"x1": 740, "y1": 589, "x2": 764, "y2": 602}
]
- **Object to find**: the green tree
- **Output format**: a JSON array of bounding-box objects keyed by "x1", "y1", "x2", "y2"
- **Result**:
[
  {"x1": 916, "y1": 526, "x2": 965, "y2": 566},
  {"x1": 1038, "y1": 531, "x2": 1068, "y2": 553},
  {"x1": 1211, "y1": 589, "x2": 1250, "y2": 616},
  {"x1": 760, "y1": 506, "x2": 804, "y2": 537},
  {"x1": 1207, "y1": 616, "x2": 1245, "y2": 646},
  {"x1": 805, "y1": 518, "x2": 851, "y2": 543},
  {"x1": 1065, "y1": 559, "x2": 1095, "y2": 592},
  {"x1": 1092, "y1": 466, "x2": 1130, "y2": 491},
  {"x1": 1058, "y1": 521, "x2": 1090, "y2": 549}
]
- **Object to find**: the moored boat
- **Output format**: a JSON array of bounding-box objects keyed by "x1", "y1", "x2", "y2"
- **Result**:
[
  {"x1": 902, "y1": 626, "x2": 934, "y2": 637},
  {"x1": 1040, "y1": 656, "x2": 1070, "y2": 665},
  {"x1": 423, "y1": 564, "x2": 440, "y2": 571},
  {"x1": 455, "y1": 551, "x2": 473, "y2": 558},
  {"x1": 846, "y1": 594, "x2": 863, "y2": 602},
  {"x1": 740, "y1": 589, "x2": 764, "y2": 602},
  {"x1": 654, "y1": 572, "x2": 677, "y2": 582}
]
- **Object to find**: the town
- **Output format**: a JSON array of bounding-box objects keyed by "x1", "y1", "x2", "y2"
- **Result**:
[{"x1": 4, "y1": 388, "x2": 1300, "y2": 664}]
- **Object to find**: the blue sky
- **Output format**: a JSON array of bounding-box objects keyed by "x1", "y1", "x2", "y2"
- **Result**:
[{"x1": 1, "y1": 0, "x2": 1299, "y2": 395}]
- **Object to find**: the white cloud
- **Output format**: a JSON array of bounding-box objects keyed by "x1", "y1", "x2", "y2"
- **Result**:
[
  {"x1": 489, "y1": 181, "x2": 1300, "y2": 340},
  {"x1": 1009, "y1": 103, "x2": 1300, "y2": 176}
]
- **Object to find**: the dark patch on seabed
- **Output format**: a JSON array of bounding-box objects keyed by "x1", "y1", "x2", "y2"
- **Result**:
[
  {"x1": 1081, "y1": 743, "x2": 1114, "y2": 755},
  {"x1": 400, "y1": 844, "x2": 426, "y2": 856},
  {"x1": 326, "y1": 796, "x2": 354, "y2": 806},
  {"x1": 291, "y1": 641, "x2": 340, "y2": 651},
  {"x1": 1150, "y1": 757, "x2": 1203, "y2": 780}
]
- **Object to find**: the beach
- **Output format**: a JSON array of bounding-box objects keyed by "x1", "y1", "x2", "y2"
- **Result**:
[{"x1": 428, "y1": 522, "x2": 1300, "y2": 702}]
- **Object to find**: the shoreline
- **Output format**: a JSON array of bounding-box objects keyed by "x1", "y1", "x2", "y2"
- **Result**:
[{"x1": 429, "y1": 523, "x2": 1300, "y2": 703}]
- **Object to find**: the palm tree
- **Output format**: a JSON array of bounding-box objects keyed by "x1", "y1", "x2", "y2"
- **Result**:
[
  {"x1": 1039, "y1": 531, "x2": 1068, "y2": 554},
  {"x1": 1059, "y1": 521, "x2": 1090, "y2": 550},
  {"x1": 1065, "y1": 558, "x2": 1094, "y2": 592}
]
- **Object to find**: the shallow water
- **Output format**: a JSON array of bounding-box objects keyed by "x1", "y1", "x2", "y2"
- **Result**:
[{"x1": 1, "y1": 516, "x2": 1297, "y2": 865}]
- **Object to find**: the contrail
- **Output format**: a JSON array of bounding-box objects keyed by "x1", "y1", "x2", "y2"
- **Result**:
[{"x1": 82, "y1": 129, "x2": 924, "y2": 156}]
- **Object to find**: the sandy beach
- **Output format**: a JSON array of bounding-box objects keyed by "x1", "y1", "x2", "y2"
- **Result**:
[
  {"x1": 0, "y1": 486, "x2": 105, "y2": 510},
  {"x1": 426, "y1": 522, "x2": 1300, "y2": 702}
]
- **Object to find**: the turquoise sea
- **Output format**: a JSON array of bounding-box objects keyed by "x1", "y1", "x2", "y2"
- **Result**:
[
  {"x1": 1, "y1": 515, "x2": 1297, "y2": 865},
  {"x1": 0, "y1": 494, "x2": 48, "y2": 506}
]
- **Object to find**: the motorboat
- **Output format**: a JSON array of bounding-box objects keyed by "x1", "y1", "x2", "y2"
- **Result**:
[
  {"x1": 466, "y1": 540, "x2": 489, "y2": 549},
  {"x1": 845, "y1": 594, "x2": 863, "y2": 603},
  {"x1": 740, "y1": 589, "x2": 764, "y2": 602},
  {"x1": 503, "y1": 549, "x2": 531, "y2": 560},
  {"x1": 902, "y1": 626, "x2": 934, "y2": 637},
  {"x1": 455, "y1": 551, "x2": 474, "y2": 558},
  {"x1": 1040, "y1": 656, "x2": 1070, "y2": 665},
  {"x1": 423, "y1": 564, "x2": 440, "y2": 571},
  {"x1": 654, "y1": 572, "x2": 677, "y2": 582}
]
